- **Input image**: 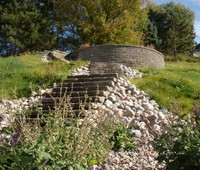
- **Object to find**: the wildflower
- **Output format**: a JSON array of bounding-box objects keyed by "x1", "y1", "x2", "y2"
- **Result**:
[{"x1": 8, "y1": 133, "x2": 21, "y2": 146}]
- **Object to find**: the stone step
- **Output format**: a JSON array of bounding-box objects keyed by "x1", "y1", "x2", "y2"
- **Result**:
[
  {"x1": 42, "y1": 102, "x2": 92, "y2": 110},
  {"x1": 42, "y1": 96, "x2": 106, "y2": 104},
  {"x1": 67, "y1": 73, "x2": 118, "y2": 79},
  {"x1": 38, "y1": 74, "x2": 118, "y2": 118},
  {"x1": 60, "y1": 80, "x2": 115, "y2": 87},
  {"x1": 65, "y1": 77, "x2": 117, "y2": 83},
  {"x1": 42, "y1": 109, "x2": 88, "y2": 117},
  {"x1": 43, "y1": 90, "x2": 110, "y2": 98},
  {"x1": 52, "y1": 85, "x2": 113, "y2": 93}
]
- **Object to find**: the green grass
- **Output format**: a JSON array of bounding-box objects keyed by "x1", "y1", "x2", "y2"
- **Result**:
[
  {"x1": 1, "y1": 54, "x2": 200, "y2": 114},
  {"x1": 131, "y1": 61, "x2": 200, "y2": 114},
  {"x1": 0, "y1": 54, "x2": 88, "y2": 100}
]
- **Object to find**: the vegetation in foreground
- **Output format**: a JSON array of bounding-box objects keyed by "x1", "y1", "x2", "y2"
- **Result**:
[
  {"x1": 0, "y1": 54, "x2": 88, "y2": 101},
  {"x1": 131, "y1": 61, "x2": 200, "y2": 114},
  {"x1": 0, "y1": 99, "x2": 135, "y2": 169},
  {"x1": 156, "y1": 106, "x2": 200, "y2": 170}
]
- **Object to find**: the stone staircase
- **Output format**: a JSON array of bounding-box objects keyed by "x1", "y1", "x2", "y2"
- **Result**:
[{"x1": 41, "y1": 74, "x2": 118, "y2": 117}]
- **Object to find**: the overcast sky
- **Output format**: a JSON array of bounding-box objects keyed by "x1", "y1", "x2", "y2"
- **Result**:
[{"x1": 154, "y1": 0, "x2": 200, "y2": 43}]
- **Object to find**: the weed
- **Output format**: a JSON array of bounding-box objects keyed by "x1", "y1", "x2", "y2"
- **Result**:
[
  {"x1": 110, "y1": 123, "x2": 135, "y2": 151},
  {"x1": 155, "y1": 105, "x2": 200, "y2": 170},
  {"x1": 0, "y1": 94, "x2": 118, "y2": 169}
]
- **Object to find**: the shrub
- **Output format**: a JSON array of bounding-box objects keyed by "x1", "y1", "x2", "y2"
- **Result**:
[
  {"x1": 156, "y1": 104, "x2": 200, "y2": 170},
  {"x1": 164, "y1": 54, "x2": 200, "y2": 62},
  {"x1": 0, "y1": 97, "x2": 118, "y2": 169},
  {"x1": 110, "y1": 124, "x2": 135, "y2": 151}
]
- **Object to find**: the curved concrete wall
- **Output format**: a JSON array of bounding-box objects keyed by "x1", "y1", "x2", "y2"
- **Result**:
[{"x1": 67, "y1": 44, "x2": 165, "y2": 68}]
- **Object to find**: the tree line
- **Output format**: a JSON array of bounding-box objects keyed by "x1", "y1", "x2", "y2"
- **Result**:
[{"x1": 0, "y1": 0, "x2": 197, "y2": 56}]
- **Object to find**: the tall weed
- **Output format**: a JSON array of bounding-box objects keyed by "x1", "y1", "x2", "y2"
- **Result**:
[
  {"x1": 0, "y1": 96, "x2": 119, "y2": 169},
  {"x1": 156, "y1": 104, "x2": 200, "y2": 170}
]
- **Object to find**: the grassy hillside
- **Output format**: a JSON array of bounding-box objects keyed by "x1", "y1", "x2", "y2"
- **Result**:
[
  {"x1": 0, "y1": 54, "x2": 87, "y2": 100},
  {"x1": 1, "y1": 54, "x2": 200, "y2": 114},
  {"x1": 131, "y1": 62, "x2": 200, "y2": 114}
]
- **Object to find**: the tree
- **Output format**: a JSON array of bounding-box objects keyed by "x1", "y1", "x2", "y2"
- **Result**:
[
  {"x1": 196, "y1": 43, "x2": 200, "y2": 49},
  {"x1": 54, "y1": 0, "x2": 148, "y2": 49},
  {"x1": 143, "y1": 20, "x2": 161, "y2": 48},
  {"x1": 146, "y1": 2, "x2": 195, "y2": 56},
  {"x1": 0, "y1": 0, "x2": 56, "y2": 56}
]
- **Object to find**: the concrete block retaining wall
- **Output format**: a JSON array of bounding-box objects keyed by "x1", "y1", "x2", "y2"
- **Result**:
[
  {"x1": 90, "y1": 62, "x2": 122, "y2": 74},
  {"x1": 67, "y1": 44, "x2": 165, "y2": 73}
]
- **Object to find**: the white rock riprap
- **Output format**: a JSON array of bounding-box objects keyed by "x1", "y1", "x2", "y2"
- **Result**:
[
  {"x1": 71, "y1": 64, "x2": 144, "y2": 79},
  {"x1": 120, "y1": 65, "x2": 143, "y2": 78},
  {"x1": 90, "y1": 77, "x2": 173, "y2": 170},
  {"x1": 0, "y1": 89, "x2": 50, "y2": 130},
  {"x1": 70, "y1": 63, "x2": 171, "y2": 169},
  {"x1": 72, "y1": 64, "x2": 90, "y2": 75}
]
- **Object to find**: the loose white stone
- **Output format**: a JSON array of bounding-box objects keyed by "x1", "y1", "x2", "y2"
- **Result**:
[
  {"x1": 108, "y1": 95, "x2": 117, "y2": 103},
  {"x1": 104, "y1": 99, "x2": 113, "y2": 108},
  {"x1": 131, "y1": 129, "x2": 142, "y2": 138},
  {"x1": 139, "y1": 122, "x2": 146, "y2": 131},
  {"x1": 125, "y1": 100, "x2": 133, "y2": 107},
  {"x1": 124, "y1": 106, "x2": 135, "y2": 117},
  {"x1": 148, "y1": 114, "x2": 158, "y2": 123},
  {"x1": 152, "y1": 124, "x2": 161, "y2": 133},
  {"x1": 128, "y1": 85, "x2": 136, "y2": 90},
  {"x1": 142, "y1": 102, "x2": 154, "y2": 111},
  {"x1": 132, "y1": 89, "x2": 140, "y2": 95},
  {"x1": 158, "y1": 111, "x2": 166, "y2": 120}
]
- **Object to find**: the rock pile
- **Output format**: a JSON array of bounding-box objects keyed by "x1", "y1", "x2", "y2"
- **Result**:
[
  {"x1": 0, "y1": 89, "x2": 50, "y2": 130},
  {"x1": 72, "y1": 64, "x2": 143, "y2": 79},
  {"x1": 96, "y1": 77, "x2": 172, "y2": 170},
  {"x1": 71, "y1": 64, "x2": 90, "y2": 75},
  {"x1": 120, "y1": 65, "x2": 143, "y2": 78},
  {"x1": 71, "y1": 65, "x2": 172, "y2": 169},
  {"x1": 84, "y1": 76, "x2": 173, "y2": 169}
]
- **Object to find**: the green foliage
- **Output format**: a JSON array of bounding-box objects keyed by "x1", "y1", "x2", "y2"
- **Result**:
[
  {"x1": 0, "y1": 0, "x2": 56, "y2": 56},
  {"x1": 131, "y1": 61, "x2": 200, "y2": 114},
  {"x1": 0, "y1": 54, "x2": 88, "y2": 100},
  {"x1": 165, "y1": 54, "x2": 200, "y2": 62},
  {"x1": 146, "y1": 2, "x2": 195, "y2": 56},
  {"x1": 143, "y1": 20, "x2": 161, "y2": 48},
  {"x1": 54, "y1": 0, "x2": 148, "y2": 47},
  {"x1": 0, "y1": 101, "x2": 118, "y2": 169},
  {"x1": 0, "y1": 0, "x2": 150, "y2": 54},
  {"x1": 110, "y1": 124, "x2": 135, "y2": 151},
  {"x1": 156, "y1": 110, "x2": 200, "y2": 170},
  {"x1": 196, "y1": 43, "x2": 200, "y2": 49}
]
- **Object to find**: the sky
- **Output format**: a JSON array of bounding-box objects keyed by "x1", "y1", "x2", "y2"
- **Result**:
[{"x1": 154, "y1": 0, "x2": 200, "y2": 43}]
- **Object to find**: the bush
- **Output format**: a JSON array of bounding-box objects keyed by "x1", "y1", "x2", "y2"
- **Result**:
[
  {"x1": 164, "y1": 54, "x2": 200, "y2": 62},
  {"x1": 110, "y1": 124, "x2": 135, "y2": 151},
  {"x1": 0, "y1": 98, "x2": 118, "y2": 169},
  {"x1": 156, "y1": 104, "x2": 200, "y2": 170}
]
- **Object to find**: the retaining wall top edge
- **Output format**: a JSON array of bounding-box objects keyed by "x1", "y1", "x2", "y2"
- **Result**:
[{"x1": 67, "y1": 44, "x2": 164, "y2": 58}]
